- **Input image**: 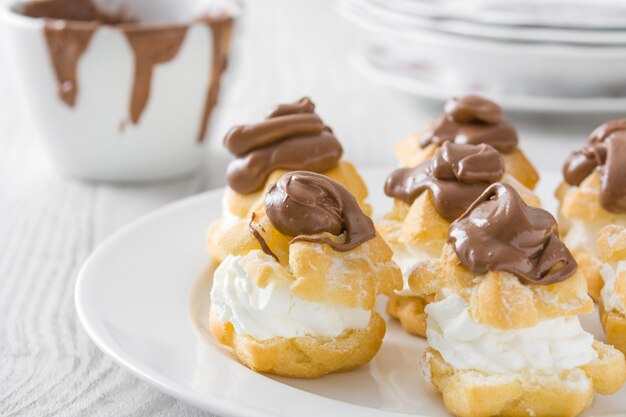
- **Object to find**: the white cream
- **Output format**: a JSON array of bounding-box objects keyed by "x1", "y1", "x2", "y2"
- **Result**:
[
  {"x1": 210, "y1": 253, "x2": 371, "y2": 340},
  {"x1": 563, "y1": 220, "x2": 601, "y2": 253},
  {"x1": 390, "y1": 242, "x2": 438, "y2": 296},
  {"x1": 601, "y1": 261, "x2": 626, "y2": 315},
  {"x1": 425, "y1": 293, "x2": 597, "y2": 374},
  {"x1": 564, "y1": 219, "x2": 626, "y2": 253}
]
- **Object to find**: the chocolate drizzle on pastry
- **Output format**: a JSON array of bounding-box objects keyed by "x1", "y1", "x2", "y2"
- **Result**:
[
  {"x1": 224, "y1": 98, "x2": 343, "y2": 194},
  {"x1": 264, "y1": 171, "x2": 375, "y2": 252},
  {"x1": 563, "y1": 119, "x2": 626, "y2": 213},
  {"x1": 384, "y1": 142, "x2": 505, "y2": 221},
  {"x1": 448, "y1": 183, "x2": 577, "y2": 285},
  {"x1": 420, "y1": 95, "x2": 518, "y2": 154},
  {"x1": 248, "y1": 212, "x2": 278, "y2": 261}
]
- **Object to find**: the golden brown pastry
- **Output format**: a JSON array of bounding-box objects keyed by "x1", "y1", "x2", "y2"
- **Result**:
[
  {"x1": 209, "y1": 171, "x2": 402, "y2": 378},
  {"x1": 207, "y1": 97, "x2": 370, "y2": 263},
  {"x1": 421, "y1": 183, "x2": 626, "y2": 417},
  {"x1": 394, "y1": 95, "x2": 539, "y2": 190},
  {"x1": 597, "y1": 224, "x2": 626, "y2": 356},
  {"x1": 378, "y1": 142, "x2": 540, "y2": 337},
  {"x1": 558, "y1": 119, "x2": 626, "y2": 301}
]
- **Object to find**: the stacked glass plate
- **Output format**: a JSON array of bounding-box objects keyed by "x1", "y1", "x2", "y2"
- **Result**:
[{"x1": 338, "y1": 0, "x2": 626, "y2": 112}]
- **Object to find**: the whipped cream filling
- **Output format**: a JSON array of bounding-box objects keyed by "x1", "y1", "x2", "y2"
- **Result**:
[
  {"x1": 564, "y1": 219, "x2": 626, "y2": 254},
  {"x1": 426, "y1": 292, "x2": 597, "y2": 374},
  {"x1": 390, "y1": 242, "x2": 438, "y2": 296},
  {"x1": 601, "y1": 261, "x2": 626, "y2": 315},
  {"x1": 211, "y1": 253, "x2": 371, "y2": 340},
  {"x1": 563, "y1": 220, "x2": 602, "y2": 253}
]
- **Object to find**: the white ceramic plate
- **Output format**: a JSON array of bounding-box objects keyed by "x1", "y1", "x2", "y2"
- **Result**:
[{"x1": 75, "y1": 168, "x2": 626, "y2": 417}]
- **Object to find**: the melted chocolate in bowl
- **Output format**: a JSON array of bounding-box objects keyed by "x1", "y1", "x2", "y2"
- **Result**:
[{"x1": 13, "y1": 0, "x2": 235, "y2": 142}]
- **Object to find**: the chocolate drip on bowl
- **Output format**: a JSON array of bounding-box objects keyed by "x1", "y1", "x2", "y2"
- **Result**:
[
  {"x1": 15, "y1": 0, "x2": 233, "y2": 141},
  {"x1": 563, "y1": 119, "x2": 626, "y2": 213},
  {"x1": 125, "y1": 28, "x2": 188, "y2": 124},
  {"x1": 385, "y1": 142, "x2": 505, "y2": 221},
  {"x1": 264, "y1": 171, "x2": 375, "y2": 252},
  {"x1": 448, "y1": 183, "x2": 577, "y2": 285},
  {"x1": 224, "y1": 98, "x2": 343, "y2": 194},
  {"x1": 420, "y1": 95, "x2": 519, "y2": 154},
  {"x1": 42, "y1": 24, "x2": 96, "y2": 107},
  {"x1": 197, "y1": 17, "x2": 233, "y2": 142}
]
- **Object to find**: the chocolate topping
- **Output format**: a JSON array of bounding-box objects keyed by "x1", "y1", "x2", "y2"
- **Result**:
[
  {"x1": 385, "y1": 142, "x2": 505, "y2": 221},
  {"x1": 224, "y1": 113, "x2": 325, "y2": 156},
  {"x1": 264, "y1": 171, "x2": 375, "y2": 252},
  {"x1": 563, "y1": 119, "x2": 626, "y2": 213},
  {"x1": 267, "y1": 97, "x2": 316, "y2": 118},
  {"x1": 225, "y1": 98, "x2": 343, "y2": 194},
  {"x1": 15, "y1": 0, "x2": 233, "y2": 141},
  {"x1": 448, "y1": 183, "x2": 577, "y2": 285},
  {"x1": 562, "y1": 144, "x2": 607, "y2": 186},
  {"x1": 601, "y1": 133, "x2": 626, "y2": 212},
  {"x1": 420, "y1": 96, "x2": 518, "y2": 154}
]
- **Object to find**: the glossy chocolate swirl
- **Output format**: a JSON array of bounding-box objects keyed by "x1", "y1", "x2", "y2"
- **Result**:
[
  {"x1": 224, "y1": 97, "x2": 343, "y2": 194},
  {"x1": 448, "y1": 183, "x2": 577, "y2": 285},
  {"x1": 264, "y1": 171, "x2": 376, "y2": 251},
  {"x1": 420, "y1": 95, "x2": 518, "y2": 154},
  {"x1": 563, "y1": 119, "x2": 626, "y2": 213},
  {"x1": 385, "y1": 142, "x2": 505, "y2": 221}
]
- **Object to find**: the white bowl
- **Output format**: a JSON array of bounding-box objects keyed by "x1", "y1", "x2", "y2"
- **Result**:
[
  {"x1": 369, "y1": 0, "x2": 626, "y2": 30},
  {"x1": 360, "y1": 0, "x2": 626, "y2": 46},
  {"x1": 0, "y1": 1, "x2": 237, "y2": 182},
  {"x1": 340, "y1": 0, "x2": 626, "y2": 98}
]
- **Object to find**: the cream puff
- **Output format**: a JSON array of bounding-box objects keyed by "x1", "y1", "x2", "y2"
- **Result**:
[
  {"x1": 421, "y1": 183, "x2": 626, "y2": 417},
  {"x1": 395, "y1": 95, "x2": 539, "y2": 190},
  {"x1": 207, "y1": 97, "x2": 370, "y2": 263},
  {"x1": 377, "y1": 142, "x2": 540, "y2": 337},
  {"x1": 209, "y1": 171, "x2": 402, "y2": 378},
  {"x1": 597, "y1": 224, "x2": 626, "y2": 355},
  {"x1": 557, "y1": 119, "x2": 626, "y2": 301}
]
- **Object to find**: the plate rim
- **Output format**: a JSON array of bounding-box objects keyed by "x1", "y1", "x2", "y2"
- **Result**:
[{"x1": 73, "y1": 188, "x2": 272, "y2": 417}]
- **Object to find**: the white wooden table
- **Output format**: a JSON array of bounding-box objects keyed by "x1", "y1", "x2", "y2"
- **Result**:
[{"x1": 0, "y1": 0, "x2": 621, "y2": 415}]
